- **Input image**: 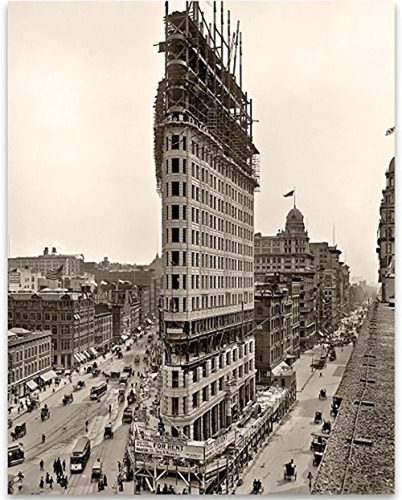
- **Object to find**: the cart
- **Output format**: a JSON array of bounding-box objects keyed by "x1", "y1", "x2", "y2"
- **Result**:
[{"x1": 104, "y1": 425, "x2": 114, "y2": 439}]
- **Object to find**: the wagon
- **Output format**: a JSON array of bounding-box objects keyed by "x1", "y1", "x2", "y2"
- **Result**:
[
  {"x1": 104, "y1": 425, "x2": 113, "y2": 439},
  {"x1": 313, "y1": 451, "x2": 324, "y2": 466},
  {"x1": 318, "y1": 388, "x2": 327, "y2": 400},
  {"x1": 310, "y1": 435, "x2": 326, "y2": 452},
  {"x1": 283, "y1": 462, "x2": 297, "y2": 481},
  {"x1": 11, "y1": 423, "x2": 27, "y2": 440},
  {"x1": 322, "y1": 420, "x2": 332, "y2": 434},
  {"x1": 63, "y1": 393, "x2": 74, "y2": 405},
  {"x1": 91, "y1": 461, "x2": 102, "y2": 481},
  {"x1": 314, "y1": 411, "x2": 322, "y2": 424},
  {"x1": 41, "y1": 407, "x2": 50, "y2": 421}
]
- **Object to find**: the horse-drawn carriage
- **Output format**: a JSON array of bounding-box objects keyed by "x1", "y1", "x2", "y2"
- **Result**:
[
  {"x1": 313, "y1": 451, "x2": 324, "y2": 466},
  {"x1": 122, "y1": 407, "x2": 133, "y2": 424},
  {"x1": 283, "y1": 461, "x2": 297, "y2": 481},
  {"x1": 319, "y1": 388, "x2": 327, "y2": 400},
  {"x1": 322, "y1": 420, "x2": 332, "y2": 434},
  {"x1": 41, "y1": 406, "x2": 50, "y2": 421},
  {"x1": 314, "y1": 411, "x2": 322, "y2": 424},
  {"x1": 330, "y1": 396, "x2": 342, "y2": 417},
  {"x1": 27, "y1": 396, "x2": 40, "y2": 412},
  {"x1": 62, "y1": 393, "x2": 74, "y2": 405},
  {"x1": 127, "y1": 391, "x2": 135, "y2": 405},
  {"x1": 104, "y1": 425, "x2": 113, "y2": 439},
  {"x1": 310, "y1": 435, "x2": 327, "y2": 453},
  {"x1": 118, "y1": 388, "x2": 126, "y2": 403},
  {"x1": 11, "y1": 423, "x2": 26, "y2": 441},
  {"x1": 91, "y1": 460, "x2": 102, "y2": 482},
  {"x1": 92, "y1": 369, "x2": 100, "y2": 378},
  {"x1": 73, "y1": 380, "x2": 86, "y2": 391}
]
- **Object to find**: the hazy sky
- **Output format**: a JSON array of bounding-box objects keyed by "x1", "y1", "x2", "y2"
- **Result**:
[{"x1": 8, "y1": 1, "x2": 394, "y2": 282}]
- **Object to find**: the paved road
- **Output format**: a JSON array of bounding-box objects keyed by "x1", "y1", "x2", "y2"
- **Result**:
[
  {"x1": 236, "y1": 344, "x2": 353, "y2": 495},
  {"x1": 9, "y1": 328, "x2": 159, "y2": 495}
]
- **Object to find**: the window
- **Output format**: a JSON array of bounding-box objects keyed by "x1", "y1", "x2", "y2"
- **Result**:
[
  {"x1": 172, "y1": 397, "x2": 179, "y2": 415},
  {"x1": 171, "y1": 251, "x2": 180, "y2": 266},
  {"x1": 172, "y1": 274, "x2": 180, "y2": 290},
  {"x1": 172, "y1": 158, "x2": 180, "y2": 173},
  {"x1": 171, "y1": 228, "x2": 180, "y2": 242},
  {"x1": 172, "y1": 371, "x2": 179, "y2": 388},
  {"x1": 171, "y1": 135, "x2": 180, "y2": 150},
  {"x1": 171, "y1": 182, "x2": 180, "y2": 196},
  {"x1": 192, "y1": 392, "x2": 199, "y2": 408},
  {"x1": 202, "y1": 387, "x2": 208, "y2": 402},
  {"x1": 171, "y1": 205, "x2": 180, "y2": 219}
]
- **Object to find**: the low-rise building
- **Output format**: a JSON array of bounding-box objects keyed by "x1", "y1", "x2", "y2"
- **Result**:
[
  {"x1": 8, "y1": 328, "x2": 53, "y2": 401},
  {"x1": 9, "y1": 247, "x2": 84, "y2": 276},
  {"x1": 8, "y1": 291, "x2": 96, "y2": 369},
  {"x1": 8, "y1": 268, "x2": 41, "y2": 292}
]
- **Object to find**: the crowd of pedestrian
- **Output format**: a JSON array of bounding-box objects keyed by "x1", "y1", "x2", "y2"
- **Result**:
[{"x1": 38, "y1": 457, "x2": 69, "y2": 491}]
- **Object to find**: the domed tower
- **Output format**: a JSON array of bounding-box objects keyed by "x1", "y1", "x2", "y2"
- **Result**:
[{"x1": 285, "y1": 207, "x2": 306, "y2": 235}]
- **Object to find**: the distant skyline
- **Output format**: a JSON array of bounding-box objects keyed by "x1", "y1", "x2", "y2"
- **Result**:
[{"x1": 8, "y1": 1, "x2": 394, "y2": 282}]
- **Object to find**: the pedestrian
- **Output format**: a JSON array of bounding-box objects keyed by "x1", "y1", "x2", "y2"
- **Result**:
[
  {"x1": 85, "y1": 420, "x2": 89, "y2": 432},
  {"x1": 103, "y1": 474, "x2": 108, "y2": 487},
  {"x1": 17, "y1": 471, "x2": 24, "y2": 482},
  {"x1": 62, "y1": 459, "x2": 66, "y2": 471},
  {"x1": 42, "y1": 434, "x2": 46, "y2": 444},
  {"x1": 39, "y1": 477, "x2": 44, "y2": 489},
  {"x1": 118, "y1": 461, "x2": 121, "y2": 471},
  {"x1": 49, "y1": 476, "x2": 54, "y2": 489},
  {"x1": 162, "y1": 483, "x2": 168, "y2": 494},
  {"x1": 64, "y1": 476, "x2": 69, "y2": 489},
  {"x1": 46, "y1": 472, "x2": 50, "y2": 484},
  {"x1": 307, "y1": 471, "x2": 313, "y2": 491},
  {"x1": 39, "y1": 459, "x2": 44, "y2": 471},
  {"x1": 53, "y1": 459, "x2": 57, "y2": 473},
  {"x1": 156, "y1": 484, "x2": 162, "y2": 494},
  {"x1": 319, "y1": 371, "x2": 323, "y2": 377}
]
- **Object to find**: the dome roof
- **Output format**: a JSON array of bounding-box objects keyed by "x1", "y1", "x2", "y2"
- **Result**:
[
  {"x1": 285, "y1": 207, "x2": 306, "y2": 233},
  {"x1": 286, "y1": 207, "x2": 304, "y2": 222}
]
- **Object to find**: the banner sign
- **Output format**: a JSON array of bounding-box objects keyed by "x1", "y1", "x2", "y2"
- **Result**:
[
  {"x1": 134, "y1": 439, "x2": 204, "y2": 461},
  {"x1": 204, "y1": 429, "x2": 236, "y2": 461},
  {"x1": 166, "y1": 328, "x2": 183, "y2": 334}
]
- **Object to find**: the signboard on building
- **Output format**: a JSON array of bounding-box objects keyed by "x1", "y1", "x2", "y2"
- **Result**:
[
  {"x1": 134, "y1": 439, "x2": 204, "y2": 461},
  {"x1": 204, "y1": 429, "x2": 236, "y2": 461},
  {"x1": 166, "y1": 328, "x2": 183, "y2": 334}
]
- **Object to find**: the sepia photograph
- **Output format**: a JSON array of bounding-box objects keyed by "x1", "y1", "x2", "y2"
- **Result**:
[{"x1": 7, "y1": 0, "x2": 394, "y2": 495}]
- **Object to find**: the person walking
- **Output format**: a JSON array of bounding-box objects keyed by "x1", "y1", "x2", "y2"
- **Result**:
[
  {"x1": 39, "y1": 459, "x2": 44, "y2": 471},
  {"x1": 62, "y1": 459, "x2": 66, "y2": 472},
  {"x1": 53, "y1": 460, "x2": 58, "y2": 474},
  {"x1": 49, "y1": 476, "x2": 54, "y2": 489},
  {"x1": 103, "y1": 474, "x2": 108, "y2": 487},
  {"x1": 17, "y1": 471, "x2": 24, "y2": 482},
  {"x1": 307, "y1": 471, "x2": 314, "y2": 491},
  {"x1": 42, "y1": 434, "x2": 46, "y2": 444},
  {"x1": 45, "y1": 472, "x2": 50, "y2": 484},
  {"x1": 39, "y1": 477, "x2": 44, "y2": 489}
]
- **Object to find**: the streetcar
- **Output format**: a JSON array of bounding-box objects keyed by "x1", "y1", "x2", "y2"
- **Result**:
[
  {"x1": 70, "y1": 437, "x2": 91, "y2": 472},
  {"x1": 90, "y1": 382, "x2": 108, "y2": 400},
  {"x1": 8, "y1": 444, "x2": 24, "y2": 467}
]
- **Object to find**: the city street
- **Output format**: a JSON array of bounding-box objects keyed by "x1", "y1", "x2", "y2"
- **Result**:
[
  {"x1": 236, "y1": 343, "x2": 353, "y2": 494},
  {"x1": 9, "y1": 328, "x2": 159, "y2": 495}
]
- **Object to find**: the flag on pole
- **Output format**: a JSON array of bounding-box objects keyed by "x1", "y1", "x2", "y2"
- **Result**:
[
  {"x1": 45, "y1": 265, "x2": 63, "y2": 280},
  {"x1": 386, "y1": 126, "x2": 395, "y2": 136},
  {"x1": 283, "y1": 189, "x2": 295, "y2": 198}
]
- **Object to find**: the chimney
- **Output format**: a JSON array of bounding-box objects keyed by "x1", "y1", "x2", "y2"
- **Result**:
[
  {"x1": 44, "y1": 247, "x2": 49, "y2": 255},
  {"x1": 52, "y1": 247, "x2": 57, "y2": 255}
]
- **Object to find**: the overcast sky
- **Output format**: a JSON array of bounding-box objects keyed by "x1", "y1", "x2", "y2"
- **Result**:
[{"x1": 8, "y1": 1, "x2": 394, "y2": 283}]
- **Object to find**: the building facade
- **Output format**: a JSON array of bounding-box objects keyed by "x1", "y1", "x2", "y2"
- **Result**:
[
  {"x1": 8, "y1": 291, "x2": 96, "y2": 369},
  {"x1": 254, "y1": 275, "x2": 300, "y2": 384},
  {"x1": 94, "y1": 303, "x2": 113, "y2": 353},
  {"x1": 154, "y1": 4, "x2": 259, "y2": 439},
  {"x1": 255, "y1": 207, "x2": 316, "y2": 350},
  {"x1": 8, "y1": 268, "x2": 41, "y2": 292},
  {"x1": 8, "y1": 328, "x2": 52, "y2": 401},
  {"x1": 9, "y1": 247, "x2": 84, "y2": 276},
  {"x1": 377, "y1": 157, "x2": 395, "y2": 302}
]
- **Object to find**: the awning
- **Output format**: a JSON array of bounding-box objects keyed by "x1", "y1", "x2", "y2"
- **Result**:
[
  {"x1": 121, "y1": 335, "x2": 129, "y2": 341},
  {"x1": 74, "y1": 313, "x2": 81, "y2": 320},
  {"x1": 82, "y1": 350, "x2": 91, "y2": 359},
  {"x1": 89, "y1": 347, "x2": 98, "y2": 356},
  {"x1": 74, "y1": 353, "x2": 82, "y2": 363},
  {"x1": 26, "y1": 380, "x2": 38, "y2": 391},
  {"x1": 39, "y1": 370, "x2": 57, "y2": 382},
  {"x1": 285, "y1": 354, "x2": 296, "y2": 360},
  {"x1": 272, "y1": 361, "x2": 291, "y2": 377}
]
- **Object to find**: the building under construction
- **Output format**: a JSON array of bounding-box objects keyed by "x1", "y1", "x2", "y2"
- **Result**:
[{"x1": 154, "y1": 0, "x2": 259, "y2": 442}]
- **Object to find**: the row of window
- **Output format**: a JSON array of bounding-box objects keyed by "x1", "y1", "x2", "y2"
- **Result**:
[
  {"x1": 166, "y1": 250, "x2": 253, "y2": 273},
  {"x1": 166, "y1": 227, "x2": 253, "y2": 257},
  {"x1": 165, "y1": 135, "x2": 255, "y2": 196},
  {"x1": 165, "y1": 181, "x2": 253, "y2": 228},
  {"x1": 11, "y1": 311, "x2": 92, "y2": 322},
  {"x1": 165, "y1": 292, "x2": 253, "y2": 313},
  {"x1": 167, "y1": 273, "x2": 253, "y2": 291}
]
